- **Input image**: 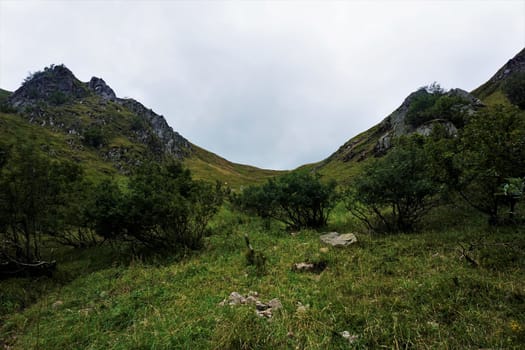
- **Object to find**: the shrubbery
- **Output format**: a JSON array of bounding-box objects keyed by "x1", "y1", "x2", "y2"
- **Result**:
[
  {"x1": 235, "y1": 172, "x2": 337, "y2": 230},
  {"x1": 88, "y1": 162, "x2": 224, "y2": 250},
  {"x1": 345, "y1": 136, "x2": 443, "y2": 233},
  {"x1": 405, "y1": 83, "x2": 470, "y2": 128},
  {"x1": 0, "y1": 143, "x2": 223, "y2": 273}
]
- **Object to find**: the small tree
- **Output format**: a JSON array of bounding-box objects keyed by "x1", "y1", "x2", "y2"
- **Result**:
[
  {"x1": 346, "y1": 136, "x2": 442, "y2": 233},
  {"x1": 87, "y1": 162, "x2": 223, "y2": 251},
  {"x1": 454, "y1": 105, "x2": 525, "y2": 224},
  {"x1": 0, "y1": 142, "x2": 83, "y2": 262},
  {"x1": 236, "y1": 172, "x2": 337, "y2": 230}
]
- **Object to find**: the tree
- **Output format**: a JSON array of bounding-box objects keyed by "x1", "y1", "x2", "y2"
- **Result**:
[
  {"x1": 236, "y1": 172, "x2": 337, "y2": 230},
  {"x1": 346, "y1": 136, "x2": 442, "y2": 233},
  {"x1": 454, "y1": 105, "x2": 525, "y2": 224},
  {"x1": 0, "y1": 142, "x2": 83, "y2": 262},
  {"x1": 405, "y1": 84, "x2": 470, "y2": 128},
  {"x1": 87, "y1": 162, "x2": 223, "y2": 251}
]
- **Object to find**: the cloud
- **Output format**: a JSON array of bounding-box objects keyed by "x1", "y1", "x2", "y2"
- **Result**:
[{"x1": 1, "y1": 1, "x2": 524, "y2": 169}]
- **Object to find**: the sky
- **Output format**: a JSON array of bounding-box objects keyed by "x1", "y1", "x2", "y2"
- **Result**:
[{"x1": 0, "y1": 1, "x2": 524, "y2": 170}]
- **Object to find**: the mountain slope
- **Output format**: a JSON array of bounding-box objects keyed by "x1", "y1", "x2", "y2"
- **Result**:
[
  {"x1": 1, "y1": 65, "x2": 283, "y2": 187},
  {"x1": 472, "y1": 48, "x2": 525, "y2": 105},
  {"x1": 314, "y1": 48, "x2": 524, "y2": 183}
]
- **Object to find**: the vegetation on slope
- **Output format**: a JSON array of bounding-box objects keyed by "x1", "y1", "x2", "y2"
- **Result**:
[{"x1": 1, "y1": 206, "x2": 524, "y2": 349}]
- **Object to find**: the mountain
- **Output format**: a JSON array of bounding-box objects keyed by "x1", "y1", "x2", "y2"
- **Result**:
[
  {"x1": 313, "y1": 48, "x2": 525, "y2": 183},
  {"x1": 0, "y1": 64, "x2": 283, "y2": 187},
  {"x1": 472, "y1": 48, "x2": 525, "y2": 104}
]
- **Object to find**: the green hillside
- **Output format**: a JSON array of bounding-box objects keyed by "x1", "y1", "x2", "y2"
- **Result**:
[
  {"x1": 0, "y1": 66, "x2": 281, "y2": 188},
  {"x1": 1, "y1": 51, "x2": 524, "y2": 350},
  {"x1": 312, "y1": 48, "x2": 525, "y2": 185}
]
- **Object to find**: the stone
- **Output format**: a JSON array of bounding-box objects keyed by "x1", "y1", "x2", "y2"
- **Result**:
[
  {"x1": 88, "y1": 77, "x2": 116, "y2": 101},
  {"x1": 255, "y1": 301, "x2": 269, "y2": 311},
  {"x1": 246, "y1": 296, "x2": 258, "y2": 304},
  {"x1": 256, "y1": 309, "x2": 273, "y2": 318},
  {"x1": 340, "y1": 331, "x2": 359, "y2": 343},
  {"x1": 52, "y1": 300, "x2": 64, "y2": 309},
  {"x1": 320, "y1": 232, "x2": 357, "y2": 247},
  {"x1": 268, "y1": 298, "x2": 282, "y2": 310},
  {"x1": 292, "y1": 262, "x2": 315, "y2": 272},
  {"x1": 228, "y1": 292, "x2": 246, "y2": 305},
  {"x1": 319, "y1": 247, "x2": 329, "y2": 253}
]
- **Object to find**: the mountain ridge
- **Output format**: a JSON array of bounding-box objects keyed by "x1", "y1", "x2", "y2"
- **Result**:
[
  {"x1": 313, "y1": 48, "x2": 525, "y2": 182},
  {"x1": 1, "y1": 64, "x2": 284, "y2": 186}
]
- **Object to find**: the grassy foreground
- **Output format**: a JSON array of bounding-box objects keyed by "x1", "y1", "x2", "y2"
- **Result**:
[{"x1": 1, "y1": 205, "x2": 524, "y2": 349}]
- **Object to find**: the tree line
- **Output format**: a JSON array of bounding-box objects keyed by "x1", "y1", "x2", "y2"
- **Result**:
[
  {"x1": 237, "y1": 98, "x2": 525, "y2": 233},
  {"x1": 0, "y1": 143, "x2": 223, "y2": 272}
]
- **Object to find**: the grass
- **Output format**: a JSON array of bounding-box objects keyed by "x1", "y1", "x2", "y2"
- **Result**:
[
  {"x1": 1, "y1": 205, "x2": 524, "y2": 349},
  {"x1": 185, "y1": 144, "x2": 286, "y2": 190}
]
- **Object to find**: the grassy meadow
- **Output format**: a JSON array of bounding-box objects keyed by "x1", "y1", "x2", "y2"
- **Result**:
[{"x1": 1, "y1": 203, "x2": 524, "y2": 349}]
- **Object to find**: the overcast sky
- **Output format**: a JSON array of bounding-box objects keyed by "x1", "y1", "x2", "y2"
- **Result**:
[{"x1": 1, "y1": 1, "x2": 524, "y2": 169}]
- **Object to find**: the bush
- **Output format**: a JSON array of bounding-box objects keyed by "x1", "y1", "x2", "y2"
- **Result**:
[
  {"x1": 0, "y1": 142, "x2": 84, "y2": 262},
  {"x1": 405, "y1": 84, "x2": 470, "y2": 128},
  {"x1": 88, "y1": 162, "x2": 224, "y2": 251},
  {"x1": 83, "y1": 126, "x2": 107, "y2": 148},
  {"x1": 454, "y1": 105, "x2": 525, "y2": 224},
  {"x1": 235, "y1": 172, "x2": 337, "y2": 230},
  {"x1": 346, "y1": 136, "x2": 442, "y2": 233}
]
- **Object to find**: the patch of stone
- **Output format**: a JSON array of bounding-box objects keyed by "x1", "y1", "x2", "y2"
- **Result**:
[
  {"x1": 295, "y1": 301, "x2": 309, "y2": 314},
  {"x1": 219, "y1": 291, "x2": 282, "y2": 318},
  {"x1": 340, "y1": 331, "x2": 359, "y2": 344},
  {"x1": 320, "y1": 232, "x2": 358, "y2": 247},
  {"x1": 291, "y1": 261, "x2": 327, "y2": 273}
]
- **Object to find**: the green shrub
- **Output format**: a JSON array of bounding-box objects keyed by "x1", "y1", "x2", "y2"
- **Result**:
[
  {"x1": 346, "y1": 136, "x2": 442, "y2": 233},
  {"x1": 88, "y1": 162, "x2": 224, "y2": 251},
  {"x1": 235, "y1": 172, "x2": 337, "y2": 230}
]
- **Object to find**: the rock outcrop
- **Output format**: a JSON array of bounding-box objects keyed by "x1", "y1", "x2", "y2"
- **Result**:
[
  {"x1": 7, "y1": 64, "x2": 191, "y2": 161},
  {"x1": 88, "y1": 77, "x2": 116, "y2": 101},
  {"x1": 117, "y1": 98, "x2": 191, "y2": 159},
  {"x1": 8, "y1": 64, "x2": 89, "y2": 108},
  {"x1": 373, "y1": 88, "x2": 482, "y2": 155}
]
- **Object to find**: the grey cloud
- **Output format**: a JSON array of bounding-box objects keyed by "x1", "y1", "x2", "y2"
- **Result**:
[{"x1": 1, "y1": 1, "x2": 524, "y2": 169}]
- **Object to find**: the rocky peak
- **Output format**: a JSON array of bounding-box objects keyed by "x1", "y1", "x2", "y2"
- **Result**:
[
  {"x1": 88, "y1": 77, "x2": 116, "y2": 101},
  {"x1": 8, "y1": 64, "x2": 89, "y2": 108},
  {"x1": 375, "y1": 88, "x2": 482, "y2": 154}
]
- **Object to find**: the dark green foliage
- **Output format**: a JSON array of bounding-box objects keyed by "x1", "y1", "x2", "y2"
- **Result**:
[
  {"x1": 346, "y1": 136, "x2": 442, "y2": 233},
  {"x1": 83, "y1": 125, "x2": 107, "y2": 148},
  {"x1": 502, "y1": 72, "x2": 525, "y2": 109},
  {"x1": 88, "y1": 162, "x2": 224, "y2": 250},
  {"x1": 49, "y1": 91, "x2": 68, "y2": 105},
  {"x1": 454, "y1": 105, "x2": 525, "y2": 224},
  {"x1": 0, "y1": 142, "x2": 84, "y2": 262},
  {"x1": 406, "y1": 84, "x2": 470, "y2": 128},
  {"x1": 236, "y1": 172, "x2": 337, "y2": 229}
]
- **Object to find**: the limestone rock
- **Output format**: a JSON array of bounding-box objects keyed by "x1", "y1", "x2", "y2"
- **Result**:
[
  {"x1": 88, "y1": 77, "x2": 116, "y2": 101},
  {"x1": 268, "y1": 298, "x2": 282, "y2": 310},
  {"x1": 8, "y1": 64, "x2": 89, "y2": 108},
  {"x1": 320, "y1": 232, "x2": 357, "y2": 247},
  {"x1": 52, "y1": 300, "x2": 64, "y2": 309}
]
